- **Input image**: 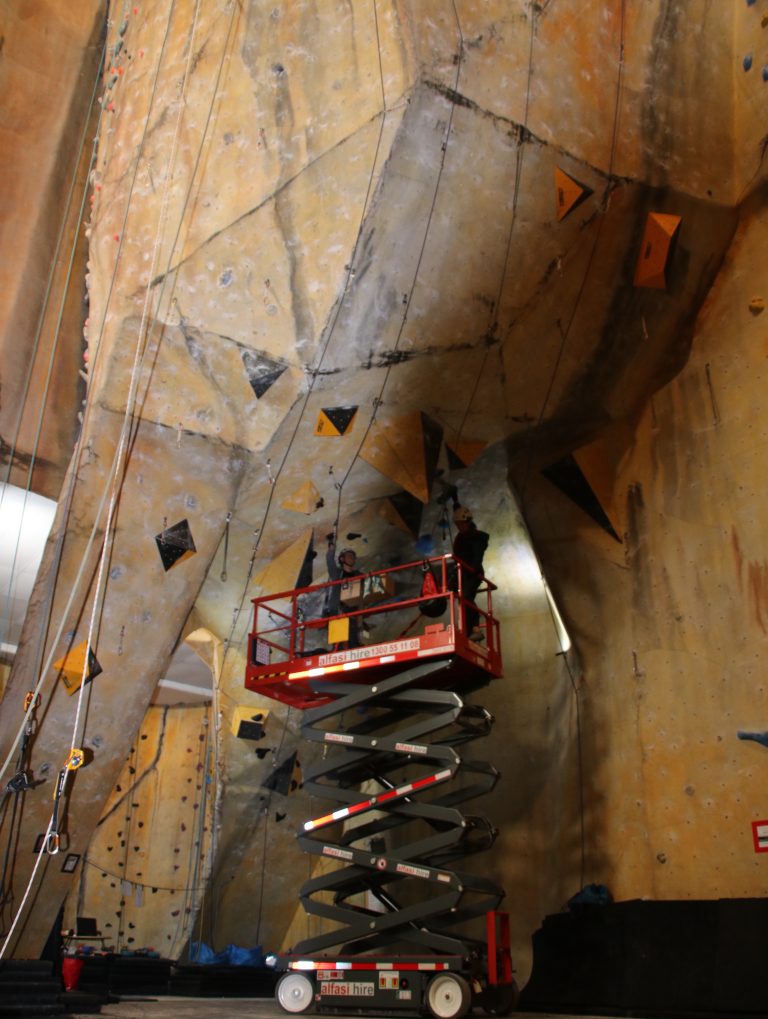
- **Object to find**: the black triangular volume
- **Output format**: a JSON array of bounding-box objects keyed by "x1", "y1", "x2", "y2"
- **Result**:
[
  {"x1": 241, "y1": 349, "x2": 287, "y2": 399},
  {"x1": 421, "y1": 413, "x2": 444, "y2": 495},
  {"x1": 296, "y1": 534, "x2": 315, "y2": 589},
  {"x1": 446, "y1": 445, "x2": 465, "y2": 470},
  {"x1": 323, "y1": 406, "x2": 357, "y2": 435},
  {"x1": 262, "y1": 751, "x2": 297, "y2": 796},
  {"x1": 86, "y1": 648, "x2": 103, "y2": 683},
  {"x1": 388, "y1": 491, "x2": 423, "y2": 538},
  {"x1": 157, "y1": 519, "x2": 195, "y2": 550},
  {"x1": 155, "y1": 519, "x2": 196, "y2": 571},
  {"x1": 542, "y1": 454, "x2": 621, "y2": 542}
]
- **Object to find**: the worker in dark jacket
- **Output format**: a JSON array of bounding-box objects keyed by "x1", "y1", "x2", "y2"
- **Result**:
[{"x1": 451, "y1": 505, "x2": 489, "y2": 642}]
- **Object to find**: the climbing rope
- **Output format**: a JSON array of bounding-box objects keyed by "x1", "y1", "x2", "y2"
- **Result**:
[{"x1": 0, "y1": 0, "x2": 215, "y2": 958}]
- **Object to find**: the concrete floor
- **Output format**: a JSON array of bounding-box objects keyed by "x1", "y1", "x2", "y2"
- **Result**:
[{"x1": 65, "y1": 1001, "x2": 622, "y2": 1019}]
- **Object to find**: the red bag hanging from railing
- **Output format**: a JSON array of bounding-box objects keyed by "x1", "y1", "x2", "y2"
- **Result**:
[{"x1": 420, "y1": 561, "x2": 447, "y2": 618}]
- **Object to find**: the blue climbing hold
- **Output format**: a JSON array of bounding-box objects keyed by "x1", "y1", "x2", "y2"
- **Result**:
[
  {"x1": 738, "y1": 730, "x2": 768, "y2": 749},
  {"x1": 763, "y1": 66, "x2": 768, "y2": 82},
  {"x1": 743, "y1": 54, "x2": 753, "y2": 72},
  {"x1": 747, "y1": 0, "x2": 756, "y2": 7}
]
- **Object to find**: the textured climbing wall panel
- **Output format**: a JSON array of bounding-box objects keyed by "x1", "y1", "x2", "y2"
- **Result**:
[
  {"x1": 523, "y1": 198, "x2": 768, "y2": 909},
  {"x1": 66, "y1": 704, "x2": 215, "y2": 957}
]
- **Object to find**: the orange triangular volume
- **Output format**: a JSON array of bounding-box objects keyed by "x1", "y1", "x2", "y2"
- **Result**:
[
  {"x1": 360, "y1": 412, "x2": 442, "y2": 503},
  {"x1": 572, "y1": 440, "x2": 623, "y2": 541},
  {"x1": 555, "y1": 167, "x2": 590, "y2": 221},
  {"x1": 445, "y1": 439, "x2": 486, "y2": 470},
  {"x1": 281, "y1": 480, "x2": 322, "y2": 514},
  {"x1": 53, "y1": 640, "x2": 103, "y2": 694},
  {"x1": 253, "y1": 527, "x2": 313, "y2": 592},
  {"x1": 633, "y1": 213, "x2": 682, "y2": 288}
]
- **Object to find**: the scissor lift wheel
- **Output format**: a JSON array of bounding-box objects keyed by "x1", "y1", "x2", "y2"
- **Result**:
[
  {"x1": 276, "y1": 972, "x2": 315, "y2": 1014},
  {"x1": 425, "y1": 972, "x2": 471, "y2": 1019}
]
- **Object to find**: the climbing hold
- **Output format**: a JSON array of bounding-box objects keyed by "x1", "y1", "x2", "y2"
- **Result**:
[
  {"x1": 253, "y1": 528, "x2": 313, "y2": 592},
  {"x1": 446, "y1": 439, "x2": 486, "y2": 470},
  {"x1": 53, "y1": 641, "x2": 103, "y2": 695},
  {"x1": 633, "y1": 212, "x2": 682, "y2": 289},
  {"x1": 315, "y1": 406, "x2": 358, "y2": 437},
  {"x1": 155, "y1": 519, "x2": 197, "y2": 571},
  {"x1": 542, "y1": 451, "x2": 622, "y2": 542},
  {"x1": 738, "y1": 730, "x2": 768, "y2": 748},
  {"x1": 743, "y1": 54, "x2": 753, "y2": 71},
  {"x1": 749, "y1": 297, "x2": 765, "y2": 315},
  {"x1": 360, "y1": 411, "x2": 443, "y2": 503},
  {"x1": 241, "y1": 349, "x2": 287, "y2": 398},
  {"x1": 281, "y1": 479, "x2": 323, "y2": 514},
  {"x1": 763, "y1": 65, "x2": 768, "y2": 82},
  {"x1": 379, "y1": 491, "x2": 423, "y2": 538},
  {"x1": 232, "y1": 706, "x2": 269, "y2": 740},
  {"x1": 554, "y1": 167, "x2": 592, "y2": 221}
]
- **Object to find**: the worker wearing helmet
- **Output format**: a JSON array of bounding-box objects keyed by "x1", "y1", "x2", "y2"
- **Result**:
[
  {"x1": 451, "y1": 504, "x2": 489, "y2": 643},
  {"x1": 325, "y1": 535, "x2": 364, "y2": 648}
]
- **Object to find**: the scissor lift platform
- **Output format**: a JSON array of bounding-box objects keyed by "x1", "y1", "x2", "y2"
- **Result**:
[
  {"x1": 245, "y1": 554, "x2": 502, "y2": 709},
  {"x1": 245, "y1": 556, "x2": 516, "y2": 1017}
]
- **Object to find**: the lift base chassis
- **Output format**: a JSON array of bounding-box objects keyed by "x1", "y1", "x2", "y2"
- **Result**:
[{"x1": 272, "y1": 953, "x2": 519, "y2": 1017}]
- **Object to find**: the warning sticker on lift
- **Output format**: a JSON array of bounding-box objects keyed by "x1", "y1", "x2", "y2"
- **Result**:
[
  {"x1": 320, "y1": 982, "x2": 375, "y2": 997},
  {"x1": 379, "y1": 973, "x2": 399, "y2": 990}
]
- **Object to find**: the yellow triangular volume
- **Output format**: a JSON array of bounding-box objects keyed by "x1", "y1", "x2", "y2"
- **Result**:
[
  {"x1": 54, "y1": 640, "x2": 102, "y2": 694},
  {"x1": 253, "y1": 527, "x2": 313, "y2": 593},
  {"x1": 314, "y1": 406, "x2": 358, "y2": 436},
  {"x1": 360, "y1": 412, "x2": 442, "y2": 503},
  {"x1": 634, "y1": 212, "x2": 681, "y2": 288},
  {"x1": 281, "y1": 480, "x2": 322, "y2": 514},
  {"x1": 555, "y1": 167, "x2": 589, "y2": 221}
]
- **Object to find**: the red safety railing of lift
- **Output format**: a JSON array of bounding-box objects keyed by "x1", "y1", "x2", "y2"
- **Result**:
[{"x1": 247, "y1": 553, "x2": 501, "y2": 675}]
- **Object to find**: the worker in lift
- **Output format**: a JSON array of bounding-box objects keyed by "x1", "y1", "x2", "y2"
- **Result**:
[
  {"x1": 451, "y1": 505, "x2": 489, "y2": 643},
  {"x1": 325, "y1": 535, "x2": 364, "y2": 648}
]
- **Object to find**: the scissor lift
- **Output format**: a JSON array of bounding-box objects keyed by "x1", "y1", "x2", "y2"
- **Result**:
[{"x1": 245, "y1": 555, "x2": 518, "y2": 1017}]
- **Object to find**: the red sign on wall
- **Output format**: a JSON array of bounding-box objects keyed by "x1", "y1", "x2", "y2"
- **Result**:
[{"x1": 751, "y1": 820, "x2": 768, "y2": 853}]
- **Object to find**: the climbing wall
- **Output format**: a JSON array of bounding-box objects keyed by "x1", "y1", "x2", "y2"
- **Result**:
[{"x1": 66, "y1": 704, "x2": 215, "y2": 957}]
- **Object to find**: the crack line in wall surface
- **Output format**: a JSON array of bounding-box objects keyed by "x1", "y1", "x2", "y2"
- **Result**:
[{"x1": 94, "y1": 706, "x2": 168, "y2": 828}]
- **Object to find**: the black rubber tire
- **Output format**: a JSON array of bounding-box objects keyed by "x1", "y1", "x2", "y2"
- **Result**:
[{"x1": 482, "y1": 980, "x2": 520, "y2": 1015}]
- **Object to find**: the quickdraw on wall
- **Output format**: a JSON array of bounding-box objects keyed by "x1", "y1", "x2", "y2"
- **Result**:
[{"x1": 45, "y1": 749, "x2": 85, "y2": 855}]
